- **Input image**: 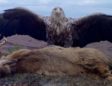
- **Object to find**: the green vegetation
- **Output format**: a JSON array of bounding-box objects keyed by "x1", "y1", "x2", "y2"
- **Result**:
[{"x1": 7, "y1": 45, "x2": 24, "y2": 53}]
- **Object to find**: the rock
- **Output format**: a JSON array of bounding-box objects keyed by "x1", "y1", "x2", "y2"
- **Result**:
[
  {"x1": 0, "y1": 35, "x2": 48, "y2": 55},
  {"x1": 85, "y1": 41, "x2": 112, "y2": 65}
]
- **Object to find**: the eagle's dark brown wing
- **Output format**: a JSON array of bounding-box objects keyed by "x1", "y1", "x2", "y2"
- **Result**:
[{"x1": 0, "y1": 7, "x2": 47, "y2": 41}]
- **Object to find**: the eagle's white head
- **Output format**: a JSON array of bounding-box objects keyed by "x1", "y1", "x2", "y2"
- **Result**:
[{"x1": 51, "y1": 7, "x2": 66, "y2": 23}]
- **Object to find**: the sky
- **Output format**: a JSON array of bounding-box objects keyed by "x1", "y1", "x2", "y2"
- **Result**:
[{"x1": 0, "y1": 0, "x2": 112, "y2": 18}]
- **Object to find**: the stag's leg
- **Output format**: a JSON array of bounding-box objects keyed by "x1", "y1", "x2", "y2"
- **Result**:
[
  {"x1": 95, "y1": 63, "x2": 112, "y2": 80},
  {"x1": 81, "y1": 62, "x2": 112, "y2": 80}
]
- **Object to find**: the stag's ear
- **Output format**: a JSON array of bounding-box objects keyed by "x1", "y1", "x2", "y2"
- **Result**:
[{"x1": 4, "y1": 59, "x2": 18, "y2": 65}]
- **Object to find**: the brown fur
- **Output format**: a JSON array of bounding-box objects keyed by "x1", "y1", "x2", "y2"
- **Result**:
[{"x1": 0, "y1": 46, "x2": 112, "y2": 79}]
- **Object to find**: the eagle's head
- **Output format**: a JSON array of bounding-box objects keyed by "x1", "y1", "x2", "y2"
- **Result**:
[
  {"x1": 52, "y1": 7, "x2": 65, "y2": 17},
  {"x1": 51, "y1": 7, "x2": 66, "y2": 23}
]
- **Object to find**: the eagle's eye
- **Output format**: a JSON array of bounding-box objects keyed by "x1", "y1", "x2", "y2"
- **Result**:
[
  {"x1": 60, "y1": 8, "x2": 62, "y2": 11},
  {"x1": 54, "y1": 8, "x2": 57, "y2": 10}
]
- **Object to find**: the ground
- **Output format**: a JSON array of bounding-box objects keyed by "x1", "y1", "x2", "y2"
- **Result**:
[
  {"x1": 0, "y1": 74, "x2": 112, "y2": 86},
  {"x1": 0, "y1": 35, "x2": 112, "y2": 86}
]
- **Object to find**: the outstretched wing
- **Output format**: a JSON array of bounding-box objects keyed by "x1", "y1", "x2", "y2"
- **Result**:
[
  {"x1": 72, "y1": 14, "x2": 112, "y2": 47},
  {"x1": 0, "y1": 7, "x2": 47, "y2": 41}
]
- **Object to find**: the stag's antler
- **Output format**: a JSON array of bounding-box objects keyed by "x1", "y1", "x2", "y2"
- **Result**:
[{"x1": 0, "y1": 37, "x2": 7, "y2": 47}]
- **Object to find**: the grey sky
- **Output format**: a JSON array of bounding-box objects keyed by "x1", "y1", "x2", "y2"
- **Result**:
[{"x1": 0, "y1": 0, "x2": 112, "y2": 18}]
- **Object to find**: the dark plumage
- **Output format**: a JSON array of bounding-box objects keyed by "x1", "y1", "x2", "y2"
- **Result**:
[
  {"x1": 0, "y1": 8, "x2": 47, "y2": 41},
  {"x1": 72, "y1": 14, "x2": 112, "y2": 47},
  {"x1": 1, "y1": 8, "x2": 112, "y2": 48}
]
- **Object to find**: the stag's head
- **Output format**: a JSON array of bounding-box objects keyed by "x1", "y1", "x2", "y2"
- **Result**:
[{"x1": 0, "y1": 58, "x2": 17, "y2": 77}]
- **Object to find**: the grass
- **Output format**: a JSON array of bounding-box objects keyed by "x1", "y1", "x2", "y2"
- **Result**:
[{"x1": 0, "y1": 73, "x2": 112, "y2": 86}]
